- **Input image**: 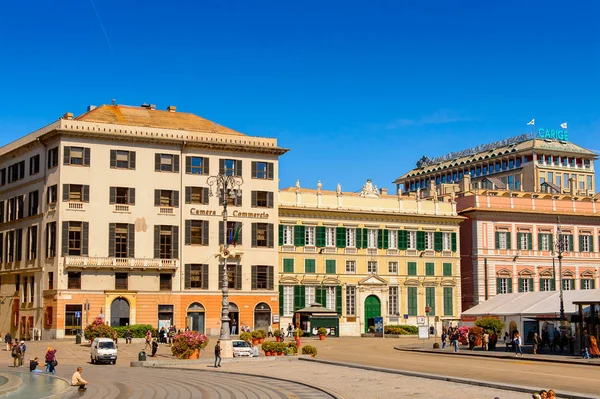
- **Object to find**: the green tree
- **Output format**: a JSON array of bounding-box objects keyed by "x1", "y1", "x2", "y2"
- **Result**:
[{"x1": 474, "y1": 317, "x2": 505, "y2": 335}]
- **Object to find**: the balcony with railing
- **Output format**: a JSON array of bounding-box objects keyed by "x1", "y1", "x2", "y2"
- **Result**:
[
  {"x1": 113, "y1": 204, "x2": 131, "y2": 213},
  {"x1": 63, "y1": 256, "x2": 179, "y2": 270},
  {"x1": 159, "y1": 207, "x2": 175, "y2": 215},
  {"x1": 66, "y1": 202, "x2": 85, "y2": 211}
]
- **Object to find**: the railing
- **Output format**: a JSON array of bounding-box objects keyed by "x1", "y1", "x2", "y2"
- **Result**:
[
  {"x1": 64, "y1": 256, "x2": 179, "y2": 269},
  {"x1": 323, "y1": 247, "x2": 337, "y2": 254},
  {"x1": 282, "y1": 245, "x2": 296, "y2": 252},
  {"x1": 114, "y1": 204, "x2": 130, "y2": 213},
  {"x1": 304, "y1": 246, "x2": 316, "y2": 253},
  {"x1": 344, "y1": 247, "x2": 357, "y2": 254},
  {"x1": 406, "y1": 249, "x2": 418, "y2": 256},
  {"x1": 159, "y1": 207, "x2": 174, "y2": 215},
  {"x1": 67, "y1": 202, "x2": 85, "y2": 211},
  {"x1": 442, "y1": 250, "x2": 453, "y2": 257},
  {"x1": 387, "y1": 249, "x2": 399, "y2": 255},
  {"x1": 367, "y1": 248, "x2": 378, "y2": 256}
]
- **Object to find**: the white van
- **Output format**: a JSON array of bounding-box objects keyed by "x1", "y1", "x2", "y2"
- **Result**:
[{"x1": 90, "y1": 338, "x2": 118, "y2": 364}]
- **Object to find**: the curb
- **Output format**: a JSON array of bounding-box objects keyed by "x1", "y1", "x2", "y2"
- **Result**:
[
  {"x1": 131, "y1": 355, "x2": 305, "y2": 367},
  {"x1": 140, "y1": 364, "x2": 345, "y2": 399},
  {"x1": 300, "y1": 357, "x2": 599, "y2": 399},
  {"x1": 394, "y1": 346, "x2": 600, "y2": 367}
]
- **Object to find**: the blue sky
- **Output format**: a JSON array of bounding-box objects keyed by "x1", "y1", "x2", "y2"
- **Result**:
[{"x1": 1, "y1": 1, "x2": 599, "y2": 192}]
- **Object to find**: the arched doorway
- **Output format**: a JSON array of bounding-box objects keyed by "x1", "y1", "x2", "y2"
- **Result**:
[
  {"x1": 110, "y1": 298, "x2": 130, "y2": 327},
  {"x1": 187, "y1": 303, "x2": 205, "y2": 333},
  {"x1": 364, "y1": 295, "x2": 381, "y2": 333},
  {"x1": 229, "y1": 302, "x2": 239, "y2": 335},
  {"x1": 254, "y1": 302, "x2": 271, "y2": 331}
]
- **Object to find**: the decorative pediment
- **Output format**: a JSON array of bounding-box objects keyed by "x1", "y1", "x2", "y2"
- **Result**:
[
  {"x1": 322, "y1": 277, "x2": 341, "y2": 285},
  {"x1": 518, "y1": 269, "x2": 534, "y2": 277},
  {"x1": 562, "y1": 270, "x2": 575, "y2": 278},
  {"x1": 279, "y1": 276, "x2": 300, "y2": 285},
  {"x1": 404, "y1": 278, "x2": 421, "y2": 286},
  {"x1": 359, "y1": 275, "x2": 388, "y2": 285},
  {"x1": 496, "y1": 268, "x2": 512, "y2": 277},
  {"x1": 581, "y1": 269, "x2": 596, "y2": 278},
  {"x1": 539, "y1": 268, "x2": 554, "y2": 277},
  {"x1": 440, "y1": 279, "x2": 457, "y2": 286}
]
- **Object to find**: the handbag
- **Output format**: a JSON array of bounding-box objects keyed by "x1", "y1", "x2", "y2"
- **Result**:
[{"x1": 52, "y1": 360, "x2": 58, "y2": 367}]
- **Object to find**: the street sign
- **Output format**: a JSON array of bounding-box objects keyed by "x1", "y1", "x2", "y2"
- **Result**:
[
  {"x1": 403, "y1": 314, "x2": 409, "y2": 320},
  {"x1": 273, "y1": 314, "x2": 280, "y2": 323},
  {"x1": 417, "y1": 316, "x2": 425, "y2": 325},
  {"x1": 374, "y1": 317, "x2": 384, "y2": 333},
  {"x1": 418, "y1": 326, "x2": 430, "y2": 340},
  {"x1": 75, "y1": 311, "x2": 81, "y2": 318}
]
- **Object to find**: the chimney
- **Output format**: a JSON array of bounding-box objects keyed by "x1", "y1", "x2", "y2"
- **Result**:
[
  {"x1": 380, "y1": 188, "x2": 388, "y2": 195},
  {"x1": 87, "y1": 105, "x2": 97, "y2": 112},
  {"x1": 62, "y1": 112, "x2": 73, "y2": 120},
  {"x1": 167, "y1": 105, "x2": 177, "y2": 113},
  {"x1": 461, "y1": 174, "x2": 471, "y2": 192}
]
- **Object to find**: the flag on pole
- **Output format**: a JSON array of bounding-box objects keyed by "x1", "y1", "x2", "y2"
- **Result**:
[
  {"x1": 527, "y1": 119, "x2": 535, "y2": 126},
  {"x1": 228, "y1": 222, "x2": 243, "y2": 246},
  {"x1": 560, "y1": 122, "x2": 568, "y2": 129}
]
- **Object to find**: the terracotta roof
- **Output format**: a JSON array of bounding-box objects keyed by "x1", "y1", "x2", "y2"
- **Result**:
[{"x1": 75, "y1": 105, "x2": 246, "y2": 136}]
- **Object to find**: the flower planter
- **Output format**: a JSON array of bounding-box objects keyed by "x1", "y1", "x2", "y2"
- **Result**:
[
  {"x1": 259, "y1": 338, "x2": 265, "y2": 344},
  {"x1": 265, "y1": 351, "x2": 271, "y2": 356},
  {"x1": 276, "y1": 337, "x2": 281, "y2": 342},
  {"x1": 319, "y1": 335, "x2": 325, "y2": 341},
  {"x1": 252, "y1": 338, "x2": 258, "y2": 346},
  {"x1": 186, "y1": 349, "x2": 200, "y2": 359},
  {"x1": 278, "y1": 352, "x2": 284, "y2": 356}
]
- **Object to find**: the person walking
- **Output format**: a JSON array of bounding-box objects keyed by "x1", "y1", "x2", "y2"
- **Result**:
[
  {"x1": 532, "y1": 333, "x2": 541, "y2": 355},
  {"x1": 19, "y1": 341, "x2": 26, "y2": 366},
  {"x1": 11, "y1": 342, "x2": 22, "y2": 367},
  {"x1": 589, "y1": 335, "x2": 600, "y2": 359},
  {"x1": 45, "y1": 347, "x2": 57, "y2": 375},
  {"x1": 468, "y1": 333, "x2": 475, "y2": 350},
  {"x1": 144, "y1": 331, "x2": 152, "y2": 351},
  {"x1": 231, "y1": 319, "x2": 237, "y2": 336},
  {"x1": 4, "y1": 332, "x2": 11, "y2": 352},
  {"x1": 214, "y1": 340, "x2": 222, "y2": 368},
  {"x1": 452, "y1": 332, "x2": 459, "y2": 352},
  {"x1": 441, "y1": 331, "x2": 447, "y2": 349},
  {"x1": 124, "y1": 329, "x2": 132, "y2": 345},
  {"x1": 514, "y1": 332, "x2": 523, "y2": 357},
  {"x1": 583, "y1": 330, "x2": 591, "y2": 359},
  {"x1": 482, "y1": 331, "x2": 490, "y2": 351},
  {"x1": 151, "y1": 338, "x2": 158, "y2": 357},
  {"x1": 71, "y1": 367, "x2": 89, "y2": 391},
  {"x1": 267, "y1": 325, "x2": 273, "y2": 338},
  {"x1": 287, "y1": 323, "x2": 293, "y2": 337},
  {"x1": 504, "y1": 332, "x2": 511, "y2": 352}
]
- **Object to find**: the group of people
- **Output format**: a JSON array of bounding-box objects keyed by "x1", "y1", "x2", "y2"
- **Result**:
[
  {"x1": 158, "y1": 326, "x2": 179, "y2": 344},
  {"x1": 468, "y1": 329, "x2": 498, "y2": 351},
  {"x1": 532, "y1": 389, "x2": 557, "y2": 399},
  {"x1": 440, "y1": 327, "x2": 460, "y2": 352},
  {"x1": 5, "y1": 333, "x2": 27, "y2": 368}
]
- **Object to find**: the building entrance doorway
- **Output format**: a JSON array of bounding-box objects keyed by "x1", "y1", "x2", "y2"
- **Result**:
[
  {"x1": 110, "y1": 298, "x2": 130, "y2": 327},
  {"x1": 187, "y1": 302, "x2": 205, "y2": 333},
  {"x1": 229, "y1": 302, "x2": 239, "y2": 334},
  {"x1": 254, "y1": 302, "x2": 271, "y2": 331},
  {"x1": 364, "y1": 295, "x2": 381, "y2": 333}
]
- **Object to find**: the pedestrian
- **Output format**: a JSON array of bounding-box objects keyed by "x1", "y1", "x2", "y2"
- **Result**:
[
  {"x1": 45, "y1": 347, "x2": 57, "y2": 374},
  {"x1": 280, "y1": 328, "x2": 285, "y2": 342},
  {"x1": 532, "y1": 333, "x2": 541, "y2": 355},
  {"x1": 19, "y1": 341, "x2": 26, "y2": 366},
  {"x1": 151, "y1": 338, "x2": 158, "y2": 357},
  {"x1": 71, "y1": 367, "x2": 89, "y2": 391},
  {"x1": 267, "y1": 325, "x2": 273, "y2": 337},
  {"x1": 589, "y1": 335, "x2": 600, "y2": 359},
  {"x1": 452, "y1": 332, "x2": 459, "y2": 352},
  {"x1": 231, "y1": 319, "x2": 237, "y2": 335},
  {"x1": 583, "y1": 330, "x2": 591, "y2": 359},
  {"x1": 287, "y1": 323, "x2": 293, "y2": 337},
  {"x1": 441, "y1": 330, "x2": 447, "y2": 349},
  {"x1": 490, "y1": 332, "x2": 498, "y2": 351},
  {"x1": 214, "y1": 340, "x2": 222, "y2": 368},
  {"x1": 4, "y1": 332, "x2": 11, "y2": 352},
  {"x1": 514, "y1": 332, "x2": 523, "y2": 357},
  {"x1": 539, "y1": 390, "x2": 548, "y2": 399},
  {"x1": 124, "y1": 329, "x2": 132, "y2": 345},
  {"x1": 144, "y1": 331, "x2": 152, "y2": 351},
  {"x1": 504, "y1": 332, "x2": 511, "y2": 352},
  {"x1": 547, "y1": 390, "x2": 556, "y2": 399},
  {"x1": 11, "y1": 342, "x2": 22, "y2": 367},
  {"x1": 482, "y1": 330, "x2": 489, "y2": 351},
  {"x1": 30, "y1": 357, "x2": 42, "y2": 373},
  {"x1": 112, "y1": 330, "x2": 119, "y2": 347}
]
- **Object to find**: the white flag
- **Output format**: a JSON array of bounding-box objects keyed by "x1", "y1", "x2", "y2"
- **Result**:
[
  {"x1": 527, "y1": 119, "x2": 535, "y2": 126},
  {"x1": 560, "y1": 122, "x2": 568, "y2": 129}
]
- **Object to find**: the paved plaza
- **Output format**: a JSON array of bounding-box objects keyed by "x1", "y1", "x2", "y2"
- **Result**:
[{"x1": 0, "y1": 337, "x2": 598, "y2": 398}]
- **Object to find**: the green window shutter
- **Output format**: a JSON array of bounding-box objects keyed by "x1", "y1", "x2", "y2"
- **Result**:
[
  {"x1": 592, "y1": 280, "x2": 596, "y2": 289},
  {"x1": 315, "y1": 286, "x2": 324, "y2": 307},
  {"x1": 407, "y1": 287, "x2": 417, "y2": 316},
  {"x1": 451, "y1": 232, "x2": 457, "y2": 252},
  {"x1": 569, "y1": 235, "x2": 573, "y2": 252},
  {"x1": 416, "y1": 231, "x2": 425, "y2": 251},
  {"x1": 549, "y1": 234, "x2": 553, "y2": 248},
  {"x1": 425, "y1": 287, "x2": 435, "y2": 315},
  {"x1": 579, "y1": 235, "x2": 584, "y2": 252},
  {"x1": 316, "y1": 226, "x2": 326, "y2": 247},
  {"x1": 398, "y1": 230, "x2": 407, "y2": 250},
  {"x1": 294, "y1": 226, "x2": 305, "y2": 247},
  {"x1": 383, "y1": 229, "x2": 389, "y2": 250},
  {"x1": 128, "y1": 224, "x2": 135, "y2": 258},
  {"x1": 425, "y1": 262, "x2": 434, "y2": 276},
  {"x1": 108, "y1": 223, "x2": 116, "y2": 257},
  {"x1": 551, "y1": 278, "x2": 556, "y2": 291},
  {"x1": 496, "y1": 278, "x2": 501, "y2": 294},
  {"x1": 443, "y1": 263, "x2": 452, "y2": 276},
  {"x1": 336, "y1": 227, "x2": 346, "y2": 248},
  {"x1": 377, "y1": 229, "x2": 383, "y2": 249},
  {"x1": 518, "y1": 278, "x2": 524, "y2": 293},
  {"x1": 506, "y1": 232, "x2": 511, "y2": 250},
  {"x1": 591, "y1": 236, "x2": 594, "y2": 252},
  {"x1": 408, "y1": 262, "x2": 417, "y2": 276},
  {"x1": 283, "y1": 259, "x2": 294, "y2": 273},
  {"x1": 507, "y1": 278, "x2": 513, "y2": 293},
  {"x1": 496, "y1": 232, "x2": 500, "y2": 249},
  {"x1": 527, "y1": 233, "x2": 532, "y2": 250},
  {"x1": 326, "y1": 260, "x2": 336, "y2": 274},
  {"x1": 361, "y1": 228, "x2": 368, "y2": 248},
  {"x1": 443, "y1": 287, "x2": 453, "y2": 316},
  {"x1": 434, "y1": 232, "x2": 442, "y2": 252},
  {"x1": 305, "y1": 259, "x2": 315, "y2": 273},
  {"x1": 336, "y1": 286, "x2": 342, "y2": 315},
  {"x1": 355, "y1": 228, "x2": 362, "y2": 249},
  {"x1": 278, "y1": 225, "x2": 284, "y2": 246},
  {"x1": 517, "y1": 233, "x2": 522, "y2": 249},
  {"x1": 538, "y1": 233, "x2": 543, "y2": 250},
  {"x1": 293, "y1": 285, "x2": 302, "y2": 311},
  {"x1": 529, "y1": 278, "x2": 534, "y2": 292},
  {"x1": 279, "y1": 285, "x2": 284, "y2": 315}
]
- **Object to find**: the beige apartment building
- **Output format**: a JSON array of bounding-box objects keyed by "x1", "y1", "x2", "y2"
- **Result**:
[
  {"x1": 277, "y1": 180, "x2": 463, "y2": 336},
  {"x1": 0, "y1": 104, "x2": 287, "y2": 339}
]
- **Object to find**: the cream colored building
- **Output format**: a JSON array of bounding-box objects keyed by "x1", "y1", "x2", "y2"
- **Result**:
[
  {"x1": 277, "y1": 180, "x2": 463, "y2": 336},
  {"x1": 0, "y1": 104, "x2": 287, "y2": 339}
]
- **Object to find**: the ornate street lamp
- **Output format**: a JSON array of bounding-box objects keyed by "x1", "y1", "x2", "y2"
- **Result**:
[
  {"x1": 207, "y1": 173, "x2": 243, "y2": 356},
  {"x1": 554, "y1": 216, "x2": 565, "y2": 320}
]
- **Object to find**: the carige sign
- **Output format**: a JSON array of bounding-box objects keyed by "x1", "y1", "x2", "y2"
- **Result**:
[{"x1": 538, "y1": 128, "x2": 568, "y2": 141}]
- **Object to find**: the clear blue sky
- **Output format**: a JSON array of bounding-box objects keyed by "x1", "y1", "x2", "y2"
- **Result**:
[{"x1": 1, "y1": 1, "x2": 599, "y2": 193}]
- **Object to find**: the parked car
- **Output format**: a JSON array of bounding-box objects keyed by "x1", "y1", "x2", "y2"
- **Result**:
[
  {"x1": 90, "y1": 338, "x2": 118, "y2": 364},
  {"x1": 232, "y1": 340, "x2": 254, "y2": 357}
]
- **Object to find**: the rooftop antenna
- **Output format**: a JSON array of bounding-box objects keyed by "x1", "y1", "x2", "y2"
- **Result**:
[{"x1": 111, "y1": 99, "x2": 116, "y2": 105}]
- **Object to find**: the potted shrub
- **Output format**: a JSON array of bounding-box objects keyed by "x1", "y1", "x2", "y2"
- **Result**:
[
  {"x1": 240, "y1": 331, "x2": 252, "y2": 343},
  {"x1": 294, "y1": 328, "x2": 303, "y2": 338},
  {"x1": 257, "y1": 329, "x2": 267, "y2": 343},
  {"x1": 287, "y1": 341, "x2": 298, "y2": 355},
  {"x1": 302, "y1": 345, "x2": 318, "y2": 357},
  {"x1": 318, "y1": 327, "x2": 327, "y2": 340},
  {"x1": 368, "y1": 326, "x2": 375, "y2": 334},
  {"x1": 261, "y1": 341, "x2": 273, "y2": 356},
  {"x1": 273, "y1": 329, "x2": 281, "y2": 342},
  {"x1": 83, "y1": 317, "x2": 114, "y2": 344},
  {"x1": 171, "y1": 331, "x2": 209, "y2": 359},
  {"x1": 251, "y1": 330, "x2": 261, "y2": 346}
]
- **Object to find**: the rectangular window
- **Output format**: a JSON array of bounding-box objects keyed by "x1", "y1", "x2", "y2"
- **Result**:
[
  {"x1": 67, "y1": 272, "x2": 81, "y2": 290},
  {"x1": 407, "y1": 287, "x2": 417, "y2": 316},
  {"x1": 110, "y1": 187, "x2": 135, "y2": 205},
  {"x1": 186, "y1": 156, "x2": 208, "y2": 175},
  {"x1": 30, "y1": 154, "x2": 40, "y2": 175},
  {"x1": 346, "y1": 228, "x2": 356, "y2": 247},
  {"x1": 540, "y1": 233, "x2": 552, "y2": 251},
  {"x1": 252, "y1": 265, "x2": 273, "y2": 290},
  {"x1": 388, "y1": 286, "x2": 398, "y2": 315},
  {"x1": 48, "y1": 272, "x2": 54, "y2": 290},
  {"x1": 223, "y1": 264, "x2": 240, "y2": 290},
  {"x1": 155, "y1": 153, "x2": 179, "y2": 173},
  {"x1": 581, "y1": 279, "x2": 595, "y2": 290},
  {"x1": 64, "y1": 184, "x2": 90, "y2": 203},
  {"x1": 443, "y1": 287, "x2": 453, "y2": 316},
  {"x1": 251, "y1": 161, "x2": 273, "y2": 179},
  {"x1": 540, "y1": 278, "x2": 553, "y2": 291},
  {"x1": 326, "y1": 259, "x2": 336, "y2": 274},
  {"x1": 326, "y1": 286, "x2": 336, "y2": 311},
  {"x1": 15, "y1": 229, "x2": 23, "y2": 262},
  {"x1": 27, "y1": 226, "x2": 37, "y2": 260},
  {"x1": 64, "y1": 146, "x2": 90, "y2": 166},
  {"x1": 29, "y1": 191, "x2": 39, "y2": 217},
  {"x1": 408, "y1": 231, "x2": 417, "y2": 249},
  {"x1": 185, "y1": 220, "x2": 208, "y2": 246},
  {"x1": 443, "y1": 263, "x2": 452, "y2": 276},
  {"x1": 518, "y1": 233, "x2": 531, "y2": 250},
  {"x1": 47, "y1": 185, "x2": 57, "y2": 205},
  {"x1": 155, "y1": 189, "x2": 179, "y2": 207},
  {"x1": 425, "y1": 232, "x2": 434, "y2": 250},
  {"x1": 325, "y1": 227, "x2": 335, "y2": 247},
  {"x1": 157, "y1": 225, "x2": 177, "y2": 259},
  {"x1": 282, "y1": 226, "x2": 293, "y2": 246},
  {"x1": 46, "y1": 222, "x2": 56, "y2": 258},
  {"x1": 110, "y1": 150, "x2": 136, "y2": 169},
  {"x1": 345, "y1": 260, "x2": 356, "y2": 274},
  {"x1": 388, "y1": 261, "x2": 398, "y2": 274},
  {"x1": 367, "y1": 229, "x2": 377, "y2": 249},
  {"x1": 221, "y1": 159, "x2": 242, "y2": 177},
  {"x1": 113, "y1": 224, "x2": 130, "y2": 258},
  {"x1": 23, "y1": 277, "x2": 28, "y2": 303},
  {"x1": 426, "y1": 286, "x2": 436, "y2": 315},
  {"x1": 252, "y1": 223, "x2": 273, "y2": 248},
  {"x1": 562, "y1": 279, "x2": 574, "y2": 291},
  {"x1": 518, "y1": 277, "x2": 533, "y2": 292},
  {"x1": 580, "y1": 235, "x2": 592, "y2": 252},
  {"x1": 219, "y1": 221, "x2": 243, "y2": 246},
  {"x1": 283, "y1": 286, "x2": 294, "y2": 316},
  {"x1": 7, "y1": 160, "x2": 25, "y2": 183},
  {"x1": 283, "y1": 258, "x2": 294, "y2": 273},
  {"x1": 442, "y1": 233, "x2": 451, "y2": 251},
  {"x1": 425, "y1": 262, "x2": 434, "y2": 276},
  {"x1": 305, "y1": 226, "x2": 315, "y2": 246},
  {"x1": 160, "y1": 273, "x2": 172, "y2": 291},
  {"x1": 587, "y1": 175, "x2": 593, "y2": 190},
  {"x1": 251, "y1": 191, "x2": 273, "y2": 208},
  {"x1": 367, "y1": 261, "x2": 377, "y2": 274},
  {"x1": 115, "y1": 273, "x2": 128, "y2": 290},
  {"x1": 305, "y1": 259, "x2": 316, "y2": 273},
  {"x1": 65, "y1": 222, "x2": 85, "y2": 256},
  {"x1": 498, "y1": 278, "x2": 509, "y2": 294},
  {"x1": 186, "y1": 264, "x2": 208, "y2": 289},
  {"x1": 496, "y1": 231, "x2": 510, "y2": 249},
  {"x1": 345, "y1": 286, "x2": 356, "y2": 316},
  {"x1": 47, "y1": 147, "x2": 58, "y2": 168},
  {"x1": 388, "y1": 230, "x2": 398, "y2": 249},
  {"x1": 305, "y1": 286, "x2": 315, "y2": 307},
  {"x1": 407, "y1": 262, "x2": 417, "y2": 276}
]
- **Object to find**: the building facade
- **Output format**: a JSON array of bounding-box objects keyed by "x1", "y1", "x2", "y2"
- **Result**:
[
  {"x1": 458, "y1": 191, "x2": 600, "y2": 311},
  {"x1": 395, "y1": 134, "x2": 596, "y2": 198},
  {"x1": 0, "y1": 104, "x2": 287, "y2": 339},
  {"x1": 277, "y1": 180, "x2": 463, "y2": 336}
]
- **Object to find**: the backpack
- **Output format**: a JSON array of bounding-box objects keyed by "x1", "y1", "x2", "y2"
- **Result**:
[{"x1": 11, "y1": 345, "x2": 20, "y2": 356}]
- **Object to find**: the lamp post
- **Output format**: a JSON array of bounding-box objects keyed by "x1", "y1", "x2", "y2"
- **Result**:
[
  {"x1": 554, "y1": 216, "x2": 565, "y2": 320},
  {"x1": 207, "y1": 173, "x2": 243, "y2": 357}
]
